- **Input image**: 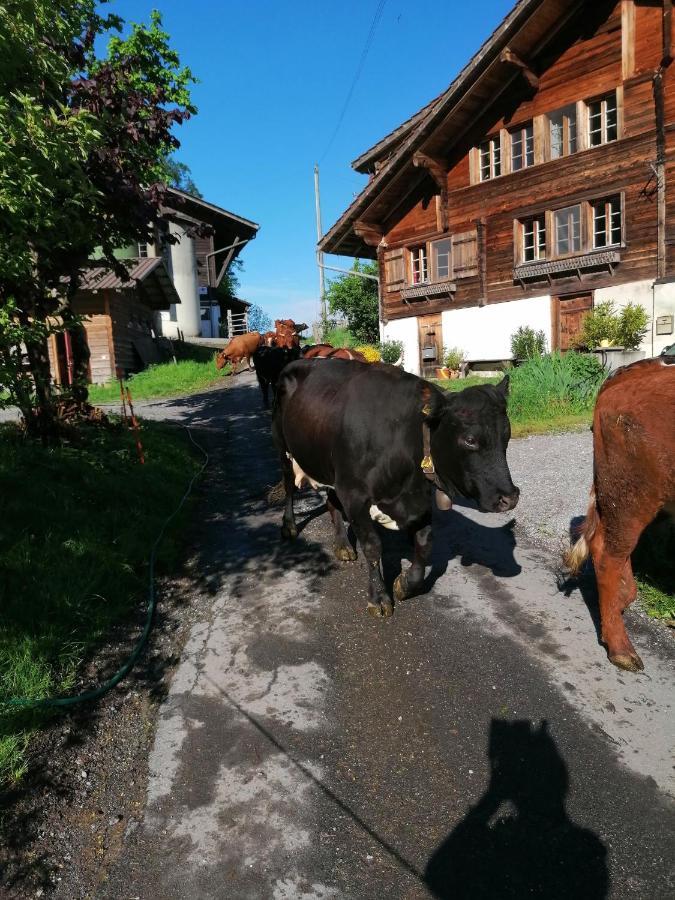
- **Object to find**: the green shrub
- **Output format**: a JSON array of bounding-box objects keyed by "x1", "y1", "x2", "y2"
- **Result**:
[
  {"x1": 617, "y1": 302, "x2": 650, "y2": 350},
  {"x1": 508, "y1": 351, "x2": 607, "y2": 422},
  {"x1": 323, "y1": 326, "x2": 357, "y2": 348},
  {"x1": 576, "y1": 300, "x2": 649, "y2": 350},
  {"x1": 378, "y1": 340, "x2": 404, "y2": 365},
  {"x1": 510, "y1": 326, "x2": 547, "y2": 359},
  {"x1": 443, "y1": 346, "x2": 465, "y2": 370}
]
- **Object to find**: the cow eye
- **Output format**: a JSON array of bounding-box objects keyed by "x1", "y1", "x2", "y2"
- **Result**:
[{"x1": 462, "y1": 435, "x2": 479, "y2": 450}]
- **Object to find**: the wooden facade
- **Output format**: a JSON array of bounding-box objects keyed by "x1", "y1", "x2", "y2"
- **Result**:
[{"x1": 320, "y1": 0, "x2": 675, "y2": 366}]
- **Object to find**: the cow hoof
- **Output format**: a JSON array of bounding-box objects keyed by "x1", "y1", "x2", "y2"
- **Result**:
[
  {"x1": 367, "y1": 600, "x2": 394, "y2": 618},
  {"x1": 281, "y1": 523, "x2": 298, "y2": 540},
  {"x1": 334, "y1": 544, "x2": 357, "y2": 562},
  {"x1": 609, "y1": 651, "x2": 644, "y2": 672},
  {"x1": 393, "y1": 573, "x2": 408, "y2": 604}
]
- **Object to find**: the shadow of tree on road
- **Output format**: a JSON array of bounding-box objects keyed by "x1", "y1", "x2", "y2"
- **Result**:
[{"x1": 424, "y1": 719, "x2": 608, "y2": 899}]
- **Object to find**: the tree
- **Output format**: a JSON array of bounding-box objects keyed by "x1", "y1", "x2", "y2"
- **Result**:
[
  {"x1": 248, "y1": 304, "x2": 272, "y2": 334},
  {"x1": 325, "y1": 260, "x2": 379, "y2": 343},
  {"x1": 165, "y1": 155, "x2": 203, "y2": 197},
  {"x1": 0, "y1": 2, "x2": 195, "y2": 437}
]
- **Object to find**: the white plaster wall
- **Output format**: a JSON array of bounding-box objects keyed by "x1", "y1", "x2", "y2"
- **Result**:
[
  {"x1": 594, "y1": 279, "x2": 674, "y2": 356},
  {"x1": 168, "y1": 220, "x2": 200, "y2": 338},
  {"x1": 380, "y1": 317, "x2": 420, "y2": 375},
  {"x1": 441, "y1": 295, "x2": 551, "y2": 362}
]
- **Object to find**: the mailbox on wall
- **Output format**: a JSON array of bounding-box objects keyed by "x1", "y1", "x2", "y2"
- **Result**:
[
  {"x1": 422, "y1": 347, "x2": 437, "y2": 360},
  {"x1": 656, "y1": 315, "x2": 674, "y2": 336}
]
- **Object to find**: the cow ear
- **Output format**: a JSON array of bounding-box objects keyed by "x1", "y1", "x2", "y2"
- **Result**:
[{"x1": 496, "y1": 374, "x2": 510, "y2": 398}]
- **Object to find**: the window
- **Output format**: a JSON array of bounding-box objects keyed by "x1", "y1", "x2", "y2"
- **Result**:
[
  {"x1": 431, "y1": 238, "x2": 452, "y2": 281},
  {"x1": 549, "y1": 105, "x2": 577, "y2": 159},
  {"x1": 588, "y1": 92, "x2": 618, "y2": 147},
  {"x1": 410, "y1": 246, "x2": 428, "y2": 284},
  {"x1": 479, "y1": 137, "x2": 501, "y2": 180},
  {"x1": 554, "y1": 205, "x2": 582, "y2": 255},
  {"x1": 510, "y1": 122, "x2": 534, "y2": 171},
  {"x1": 522, "y1": 216, "x2": 546, "y2": 262},
  {"x1": 593, "y1": 196, "x2": 622, "y2": 248},
  {"x1": 137, "y1": 242, "x2": 149, "y2": 258}
]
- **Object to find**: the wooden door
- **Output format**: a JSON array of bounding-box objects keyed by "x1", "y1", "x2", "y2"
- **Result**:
[
  {"x1": 418, "y1": 314, "x2": 443, "y2": 378},
  {"x1": 553, "y1": 293, "x2": 592, "y2": 351}
]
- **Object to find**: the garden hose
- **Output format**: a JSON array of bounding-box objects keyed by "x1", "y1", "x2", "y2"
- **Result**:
[{"x1": 8, "y1": 425, "x2": 209, "y2": 709}]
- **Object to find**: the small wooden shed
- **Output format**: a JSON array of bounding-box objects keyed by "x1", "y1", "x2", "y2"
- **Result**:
[{"x1": 49, "y1": 257, "x2": 180, "y2": 385}]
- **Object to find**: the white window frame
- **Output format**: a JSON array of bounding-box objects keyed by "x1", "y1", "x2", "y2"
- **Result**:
[
  {"x1": 410, "y1": 245, "x2": 428, "y2": 284},
  {"x1": 554, "y1": 204, "x2": 582, "y2": 256},
  {"x1": 521, "y1": 215, "x2": 547, "y2": 263},
  {"x1": 430, "y1": 237, "x2": 452, "y2": 282},
  {"x1": 592, "y1": 195, "x2": 622, "y2": 249},
  {"x1": 548, "y1": 105, "x2": 577, "y2": 160},
  {"x1": 510, "y1": 122, "x2": 534, "y2": 172},
  {"x1": 479, "y1": 136, "x2": 501, "y2": 181},
  {"x1": 588, "y1": 91, "x2": 618, "y2": 148}
]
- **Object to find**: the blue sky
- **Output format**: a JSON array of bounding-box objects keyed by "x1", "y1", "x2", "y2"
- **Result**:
[{"x1": 108, "y1": 0, "x2": 514, "y2": 325}]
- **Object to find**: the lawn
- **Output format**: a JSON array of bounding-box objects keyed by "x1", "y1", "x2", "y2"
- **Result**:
[
  {"x1": 0, "y1": 420, "x2": 202, "y2": 788},
  {"x1": 88, "y1": 343, "x2": 231, "y2": 405}
]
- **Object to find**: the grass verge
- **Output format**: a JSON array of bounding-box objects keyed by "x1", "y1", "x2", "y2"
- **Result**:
[
  {"x1": 633, "y1": 515, "x2": 675, "y2": 622},
  {"x1": 0, "y1": 420, "x2": 202, "y2": 788},
  {"x1": 88, "y1": 343, "x2": 231, "y2": 405}
]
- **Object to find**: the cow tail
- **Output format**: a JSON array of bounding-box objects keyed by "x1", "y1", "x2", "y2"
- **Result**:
[{"x1": 564, "y1": 488, "x2": 598, "y2": 574}]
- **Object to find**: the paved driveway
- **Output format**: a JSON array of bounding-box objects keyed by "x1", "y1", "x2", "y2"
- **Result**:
[{"x1": 92, "y1": 375, "x2": 675, "y2": 898}]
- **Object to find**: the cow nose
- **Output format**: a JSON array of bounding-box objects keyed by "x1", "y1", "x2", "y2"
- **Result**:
[{"x1": 496, "y1": 487, "x2": 520, "y2": 511}]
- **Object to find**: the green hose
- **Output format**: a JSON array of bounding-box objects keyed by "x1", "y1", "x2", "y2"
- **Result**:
[{"x1": 8, "y1": 426, "x2": 209, "y2": 708}]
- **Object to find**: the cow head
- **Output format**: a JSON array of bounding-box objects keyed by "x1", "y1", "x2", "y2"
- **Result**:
[
  {"x1": 430, "y1": 376, "x2": 520, "y2": 513},
  {"x1": 215, "y1": 349, "x2": 231, "y2": 370}
]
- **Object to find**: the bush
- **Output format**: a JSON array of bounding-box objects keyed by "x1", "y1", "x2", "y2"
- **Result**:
[
  {"x1": 508, "y1": 351, "x2": 607, "y2": 421},
  {"x1": 355, "y1": 345, "x2": 381, "y2": 362},
  {"x1": 617, "y1": 302, "x2": 650, "y2": 350},
  {"x1": 378, "y1": 340, "x2": 404, "y2": 365},
  {"x1": 323, "y1": 326, "x2": 357, "y2": 348},
  {"x1": 510, "y1": 326, "x2": 547, "y2": 360},
  {"x1": 576, "y1": 300, "x2": 649, "y2": 350},
  {"x1": 443, "y1": 346, "x2": 465, "y2": 370}
]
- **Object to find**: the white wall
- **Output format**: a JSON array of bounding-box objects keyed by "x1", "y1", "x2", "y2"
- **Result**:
[
  {"x1": 380, "y1": 316, "x2": 420, "y2": 375},
  {"x1": 441, "y1": 295, "x2": 551, "y2": 362},
  {"x1": 595, "y1": 279, "x2": 675, "y2": 356}
]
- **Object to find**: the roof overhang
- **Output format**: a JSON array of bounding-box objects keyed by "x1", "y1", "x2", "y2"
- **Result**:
[
  {"x1": 162, "y1": 187, "x2": 260, "y2": 260},
  {"x1": 320, "y1": 0, "x2": 591, "y2": 259}
]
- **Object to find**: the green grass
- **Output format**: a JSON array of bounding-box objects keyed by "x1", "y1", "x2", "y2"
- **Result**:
[
  {"x1": 323, "y1": 326, "x2": 358, "y2": 348},
  {"x1": 433, "y1": 352, "x2": 603, "y2": 437},
  {"x1": 0, "y1": 420, "x2": 201, "y2": 789},
  {"x1": 633, "y1": 515, "x2": 675, "y2": 621},
  {"x1": 88, "y1": 343, "x2": 231, "y2": 405}
]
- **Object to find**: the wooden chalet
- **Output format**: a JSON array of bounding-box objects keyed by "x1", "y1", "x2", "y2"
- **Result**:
[
  {"x1": 49, "y1": 257, "x2": 179, "y2": 385},
  {"x1": 319, "y1": 0, "x2": 675, "y2": 376}
]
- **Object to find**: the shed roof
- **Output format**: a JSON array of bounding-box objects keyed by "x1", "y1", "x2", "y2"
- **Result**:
[
  {"x1": 77, "y1": 257, "x2": 180, "y2": 310},
  {"x1": 162, "y1": 188, "x2": 260, "y2": 263}
]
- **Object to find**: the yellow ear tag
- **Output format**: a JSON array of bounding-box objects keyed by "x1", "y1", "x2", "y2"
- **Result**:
[
  {"x1": 422, "y1": 403, "x2": 432, "y2": 417},
  {"x1": 421, "y1": 455, "x2": 434, "y2": 472}
]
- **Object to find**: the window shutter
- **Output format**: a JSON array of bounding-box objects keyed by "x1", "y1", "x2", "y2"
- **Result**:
[
  {"x1": 452, "y1": 230, "x2": 478, "y2": 277},
  {"x1": 383, "y1": 248, "x2": 405, "y2": 292}
]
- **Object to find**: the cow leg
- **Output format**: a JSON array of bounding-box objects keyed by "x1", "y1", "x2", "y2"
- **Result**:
[
  {"x1": 326, "y1": 489, "x2": 357, "y2": 561},
  {"x1": 619, "y1": 558, "x2": 638, "y2": 611},
  {"x1": 259, "y1": 377, "x2": 270, "y2": 409},
  {"x1": 393, "y1": 520, "x2": 432, "y2": 603},
  {"x1": 589, "y1": 522, "x2": 645, "y2": 672},
  {"x1": 344, "y1": 499, "x2": 391, "y2": 617},
  {"x1": 279, "y1": 453, "x2": 297, "y2": 540}
]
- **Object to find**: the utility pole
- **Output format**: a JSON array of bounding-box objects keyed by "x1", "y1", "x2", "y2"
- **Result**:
[{"x1": 314, "y1": 163, "x2": 326, "y2": 324}]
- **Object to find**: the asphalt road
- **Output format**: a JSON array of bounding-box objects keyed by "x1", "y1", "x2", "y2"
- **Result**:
[{"x1": 102, "y1": 373, "x2": 675, "y2": 900}]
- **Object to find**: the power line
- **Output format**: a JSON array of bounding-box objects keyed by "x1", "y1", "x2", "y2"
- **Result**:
[{"x1": 319, "y1": 0, "x2": 388, "y2": 164}]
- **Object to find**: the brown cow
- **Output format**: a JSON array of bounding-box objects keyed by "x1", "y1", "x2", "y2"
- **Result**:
[
  {"x1": 567, "y1": 358, "x2": 675, "y2": 671},
  {"x1": 303, "y1": 343, "x2": 367, "y2": 362},
  {"x1": 274, "y1": 319, "x2": 307, "y2": 350},
  {"x1": 215, "y1": 331, "x2": 261, "y2": 372}
]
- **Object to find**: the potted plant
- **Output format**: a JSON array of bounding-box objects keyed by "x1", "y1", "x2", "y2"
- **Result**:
[
  {"x1": 437, "y1": 346, "x2": 465, "y2": 379},
  {"x1": 378, "y1": 339, "x2": 404, "y2": 366},
  {"x1": 575, "y1": 301, "x2": 649, "y2": 371},
  {"x1": 510, "y1": 326, "x2": 547, "y2": 364}
]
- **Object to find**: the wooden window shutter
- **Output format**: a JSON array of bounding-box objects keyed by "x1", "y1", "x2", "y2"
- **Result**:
[
  {"x1": 452, "y1": 230, "x2": 478, "y2": 277},
  {"x1": 383, "y1": 248, "x2": 405, "y2": 292}
]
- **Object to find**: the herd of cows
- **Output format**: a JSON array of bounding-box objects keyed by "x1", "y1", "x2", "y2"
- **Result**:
[{"x1": 216, "y1": 321, "x2": 675, "y2": 673}]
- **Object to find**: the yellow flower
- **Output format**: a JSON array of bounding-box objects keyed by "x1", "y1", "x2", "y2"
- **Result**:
[{"x1": 355, "y1": 345, "x2": 381, "y2": 363}]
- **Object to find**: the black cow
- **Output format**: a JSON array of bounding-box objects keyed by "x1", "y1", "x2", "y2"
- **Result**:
[
  {"x1": 252, "y1": 345, "x2": 301, "y2": 408},
  {"x1": 272, "y1": 359, "x2": 519, "y2": 617}
]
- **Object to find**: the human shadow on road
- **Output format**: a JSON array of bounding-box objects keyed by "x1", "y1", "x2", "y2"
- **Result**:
[{"x1": 424, "y1": 719, "x2": 608, "y2": 900}]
